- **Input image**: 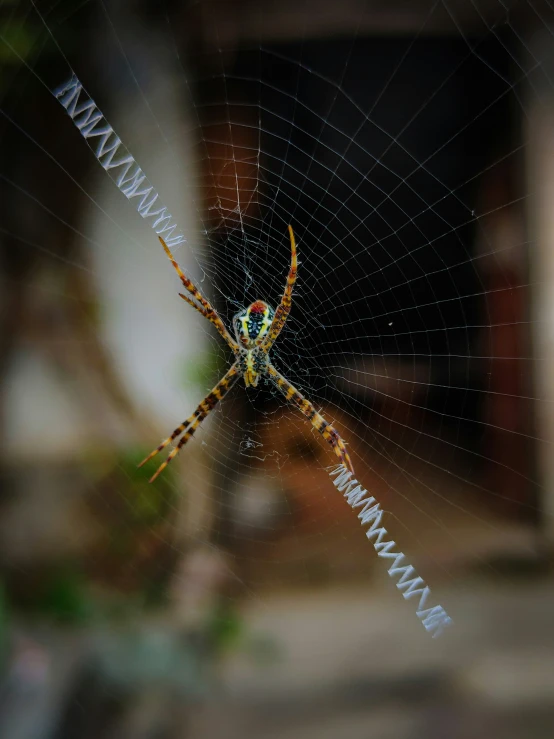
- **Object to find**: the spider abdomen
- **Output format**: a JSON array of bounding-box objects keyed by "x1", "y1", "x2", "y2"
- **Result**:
[{"x1": 239, "y1": 347, "x2": 269, "y2": 387}]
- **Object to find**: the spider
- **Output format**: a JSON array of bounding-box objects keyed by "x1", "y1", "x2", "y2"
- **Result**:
[{"x1": 139, "y1": 226, "x2": 353, "y2": 482}]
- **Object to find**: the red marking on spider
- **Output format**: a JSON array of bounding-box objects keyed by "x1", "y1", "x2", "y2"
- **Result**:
[{"x1": 249, "y1": 300, "x2": 267, "y2": 314}]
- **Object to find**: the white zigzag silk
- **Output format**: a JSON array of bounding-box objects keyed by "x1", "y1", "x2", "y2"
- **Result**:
[
  {"x1": 329, "y1": 465, "x2": 453, "y2": 638},
  {"x1": 51, "y1": 72, "x2": 452, "y2": 638},
  {"x1": 53, "y1": 74, "x2": 186, "y2": 247}
]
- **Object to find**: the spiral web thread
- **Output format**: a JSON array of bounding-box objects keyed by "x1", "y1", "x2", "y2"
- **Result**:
[
  {"x1": 5, "y1": 0, "x2": 546, "y2": 643},
  {"x1": 47, "y1": 64, "x2": 453, "y2": 637}
]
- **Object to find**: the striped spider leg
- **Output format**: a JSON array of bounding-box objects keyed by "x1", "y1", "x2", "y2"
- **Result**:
[
  {"x1": 262, "y1": 226, "x2": 353, "y2": 471},
  {"x1": 267, "y1": 364, "x2": 354, "y2": 473},
  {"x1": 157, "y1": 236, "x2": 239, "y2": 354},
  {"x1": 260, "y1": 224, "x2": 297, "y2": 351},
  {"x1": 139, "y1": 362, "x2": 240, "y2": 482},
  {"x1": 138, "y1": 237, "x2": 239, "y2": 481},
  {"x1": 140, "y1": 226, "x2": 353, "y2": 481}
]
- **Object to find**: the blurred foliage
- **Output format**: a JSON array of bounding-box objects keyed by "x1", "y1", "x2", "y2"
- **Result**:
[
  {"x1": 180, "y1": 346, "x2": 229, "y2": 390},
  {"x1": 84, "y1": 446, "x2": 178, "y2": 524},
  {"x1": 207, "y1": 599, "x2": 243, "y2": 653},
  {"x1": 83, "y1": 446, "x2": 180, "y2": 607},
  {"x1": 117, "y1": 447, "x2": 177, "y2": 526},
  {"x1": 0, "y1": 447, "x2": 181, "y2": 625},
  {"x1": 0, "y1": 22, "x2": 38, "y2": 65},
  {"x1": 206, "y1": 600, "x2": 281, "y2": 668},
  {"x1": 0, "y1": 0, "x2": 84, "y2": 97},
  {"x1": 0, "y1": 3, "x2": 53, "y2": 73},
  {"x1": 2, "y1": 564, "x2": 94, "y2": 626},
  {"x1": 34, "y1": 567, "x2": 93, "y2": 624}
]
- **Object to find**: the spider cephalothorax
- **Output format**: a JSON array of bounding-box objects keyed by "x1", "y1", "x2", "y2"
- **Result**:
[
  {"x1": 233, "y1": 300, "x2": 275, "y2": 387},
  {"x1": 233, "y1": 300, "x2": 275, "y2": 348},
  {"x1": 139, "y1": 226, "x2": 354, "y2": 481}
]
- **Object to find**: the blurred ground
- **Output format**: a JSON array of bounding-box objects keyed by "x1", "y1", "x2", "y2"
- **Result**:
[
  {"x1": 189, "y1": 576, "x2": 554, "y2": 739},
  {"x1": 0, "y1": 519, "x2": 551, "y2": 739}
]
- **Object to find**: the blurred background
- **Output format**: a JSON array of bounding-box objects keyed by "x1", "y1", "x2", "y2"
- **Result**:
[{"x1": 1, "y1": 0, "x2": 554, "y2": 737}]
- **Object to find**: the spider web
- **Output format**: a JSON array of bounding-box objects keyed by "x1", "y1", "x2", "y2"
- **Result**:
[{"x1": 1, "y1": 0, "x2": 554, "y2": 734}]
